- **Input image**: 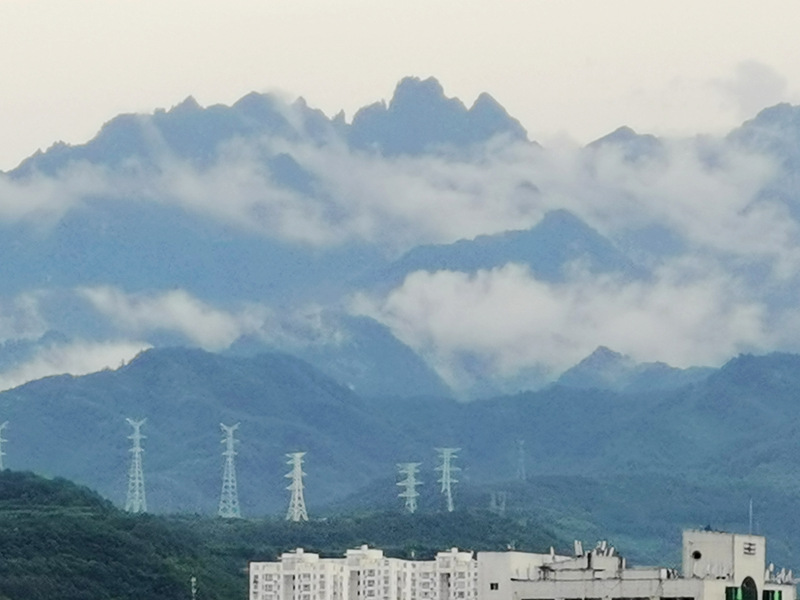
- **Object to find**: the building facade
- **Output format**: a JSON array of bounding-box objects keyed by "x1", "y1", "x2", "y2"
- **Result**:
[
  {"x1": 250, "y1": 531, "x2": 795, "y2": 600},
  {"x1": 249, "y1": 546, "x2": 478, "y2": 600},
  {"x1": 479, "y1": 530, "x2": 795, "y2": 600}
]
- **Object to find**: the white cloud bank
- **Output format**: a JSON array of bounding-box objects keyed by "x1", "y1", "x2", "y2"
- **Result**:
[
  {"x1": 0, "y1": 293, "x2": 48, "y2": 343},
  {"x1": 3, "y1": 92, "x2": 800, "y2": 392},
  {"x1": 353, "y1": 261, "x2": 774, "y2": 392},
  {"x1": 0, "y1": 339, "x2": 150, "y2": 392},
  {"x1": 78, "y1": 287, "x2": 267, "y2": 351}
]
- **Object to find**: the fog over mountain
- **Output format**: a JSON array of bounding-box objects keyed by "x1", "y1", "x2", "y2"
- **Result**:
[{"x1": 3, "y1": 76, "x2": 800, "y2": 397}]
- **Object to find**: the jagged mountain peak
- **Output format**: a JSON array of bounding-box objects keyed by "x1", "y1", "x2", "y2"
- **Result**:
[
  {"x1": 577, "y1": 345, "x2": 631, "y2": 366},
  {"x1": 587, "y1": 125, "x2": 664, "y2": 161},
  {"x1": 389, "y1": 76, "x2": 455, "y2": 109},
  {"x1": 349, "y1": 75, "x2": 527, "y2": 154},
  {"x1": 169, "y1": 95, "x2": 202, "y2": 113}
]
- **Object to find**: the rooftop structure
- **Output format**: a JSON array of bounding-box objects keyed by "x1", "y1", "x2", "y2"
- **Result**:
[
  {"x1": 249, "y1": 530, "x2": 796, "y2": 600},
  {"x1": 480, "y1": 530, "x2": 795, "y2": 600}
]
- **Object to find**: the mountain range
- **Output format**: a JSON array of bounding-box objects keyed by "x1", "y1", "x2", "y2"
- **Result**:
[
  {"x1": 4, "y1": 75, "x2": 800, "y2": 573},
  {"x1": 2, "y1": 346, "x2": 800, "y2": 567},
  {"x1": 5, "y1": 75, "x2": 800, "y2": 397}
]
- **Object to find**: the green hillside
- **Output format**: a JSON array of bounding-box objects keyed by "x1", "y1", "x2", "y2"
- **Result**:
[
  {"x1": 0, "y1": 471, "x2": 241, "y2": 600},
  {"x1": 0, "y1": 471, "x2": 568, "y2": 600}
]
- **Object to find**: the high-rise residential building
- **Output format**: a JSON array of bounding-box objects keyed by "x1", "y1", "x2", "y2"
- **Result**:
[{"x1": 249, "y1": 546, "x2": 477, "y2": 600}]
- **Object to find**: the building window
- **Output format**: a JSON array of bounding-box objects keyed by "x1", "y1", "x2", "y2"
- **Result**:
[
  {"x1": 490, "y1": 583, "x2": 499, "y2": 591},
  {"x1": 728, "y1": 588, "x2": 743, "y2": 600}
]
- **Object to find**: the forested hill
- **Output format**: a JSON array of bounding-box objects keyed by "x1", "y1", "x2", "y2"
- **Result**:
[
  {"x1": 0, "y1": 471, "x2": 241, "y2": 600},
  {"x1": 0, "y1": 471, "x2": 567, "y2": 600},
  {"x1": 4, "y1": 346, "x2": 800, "y2": 517}
]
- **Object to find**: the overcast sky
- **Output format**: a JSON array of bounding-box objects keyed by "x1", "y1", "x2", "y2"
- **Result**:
[{"x1": 2, "y1": 0, "x2": 799, "y2": 171}]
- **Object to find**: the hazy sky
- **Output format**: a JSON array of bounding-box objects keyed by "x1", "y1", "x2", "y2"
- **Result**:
[{"x1": 2, "y1": 0, "x2": 799, "y2": 171}]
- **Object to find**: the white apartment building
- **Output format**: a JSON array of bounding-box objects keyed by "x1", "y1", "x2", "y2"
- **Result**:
[
  {"x1": 479, "y1": 530, "x2": 796, "y2": 600},
  {"x1": 250, "y1": 530, "x2": 795, "y2": 600},
  {"x1": 249, "y1": 546, "x2": 477, "y2": 600}
]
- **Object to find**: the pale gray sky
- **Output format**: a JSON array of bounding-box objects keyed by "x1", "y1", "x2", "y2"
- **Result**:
[{"x1": 2, "y1": 0, "x2": 799, "y2": 170}]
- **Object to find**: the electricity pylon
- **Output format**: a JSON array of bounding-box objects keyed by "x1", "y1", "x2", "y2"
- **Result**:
[
  {"x1": 218, "y1": 423, "x2": 242, "y2": 519},
  {"x1": 397, "y1": 462, "x2": 422, "y2": 513},
  {"x1": 516, "y1": 439, "x2": 527, "y2": 482},
  {"x1": 125, "y1": 418, "x2": 147, "y2": 513},
  {"x1": 0, "y1": 421, "x2": 7, "y2": 470},
  {"x1": 490, "y1": 491, "x2": 507, "y2": 516},
  {"x1": 285, "y1": 452, "x2": 309, "y2": 522},
  {"x1": 435, "y1": 447, "x2": 460, "y2": 512}
]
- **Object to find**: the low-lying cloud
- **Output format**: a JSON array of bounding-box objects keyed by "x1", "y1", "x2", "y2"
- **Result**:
[
  {"x1": 2, "y1": 99, "x2": 793, "y2": 266},
  {"x1": 78, "y1": 286, "x2": 267, "y2": 351},
  {"x1": 712, "y1": 60, "x2": 789, "y2": 120},
  {"x1": 0, "y1": 293, "x2": 47, "y2": 343},
  {"x1": 4, "y1": 93, "x2": 800, "y2": 392},
  {"x1": 0, "y1": 339, "x2": 150, "y2": 392},
  {"x1": 353, "y1": 261, "x2": 771, "y2": 392}
]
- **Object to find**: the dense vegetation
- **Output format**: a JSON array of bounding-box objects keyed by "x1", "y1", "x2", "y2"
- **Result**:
[
  {"x1": 0, "y1": 471, "x2": 241, "y2": 600},
  {"x1": 0, "y1": 471, "x2": 565, "y2": 600}
]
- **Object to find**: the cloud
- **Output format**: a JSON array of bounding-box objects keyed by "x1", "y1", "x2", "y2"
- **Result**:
[
  {"x1": 0, "y1": 293, "x2": 48, "y2": 343},
  {"x1": 77, "y1": 287, "x2": 267, "y2": 351},
  {"x1": 150, "y1": 131, "x2": 793, "y2": 272},
  {"x1": 4, "y1": 98, "x2": 800, "y2": 393},
  {"x1": 0, "y1": 96, "x2": 791, "y2": 269},
  {"x1": 712, "y1": 60, "x2": 789, "y2": 119},
  {"x1": 353, "y1": 262, "x2": 771, "y2": 392},
  {"x1": 0, "y1": 339, "x2": 150, "y2": 392},
  {"x1": 0, "y1": 160, "x2": 112, "y2": 225}
]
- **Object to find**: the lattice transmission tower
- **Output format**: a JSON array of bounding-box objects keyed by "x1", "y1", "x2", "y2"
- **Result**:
[
  {"x1": 285, "y1": 452, "x2": 309, "y2": 522},
  {"x1": 516, "y1": 439, "x2": 527, "y2": 482},
  {"x1": 0, "y1": 421, "x2": 7, "y2": 471},
  {"x1": 435, "y1": 447, "x2": 460, "y2": 512},
  {"x1": 218, "y1": 422, "x2": 242, "y2": 519},
  {"x1": 125, "y1": 418, "x2": 147, "y2": 513},
  {"x1": 490, "y1": 491, "x2": 507, "y2": 516},
  {"x1": 397, "y1": 462, "x2": 422, "y2": 514}
]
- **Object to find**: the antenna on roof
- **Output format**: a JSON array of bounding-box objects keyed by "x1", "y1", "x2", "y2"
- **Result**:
[{"x1": 749, "y1": 498, "x2": 754, "y2": 534}]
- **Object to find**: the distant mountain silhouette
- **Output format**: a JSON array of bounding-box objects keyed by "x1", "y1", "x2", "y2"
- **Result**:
[
  {"x1": 12, "y1": 93, "x2": 336, "y2": 176},
  {"x1": 587, "y1": 126, "x2": 665, "y2": 162},
  {"x1": 556, "y1": 345, "x2": 713, "y2": 392},
  {"x1": 3, "y1": 346, "x2": 800, "y2": 524},
  {"x1": 227, "y1": 313, "x2": 452, "y2": 398},
  {"x1": 364, "y1": 210, "x2": 647, "y2": 290},
  {"x1": 348, "y1": 76, "x2": 528, "y2": 154}
]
